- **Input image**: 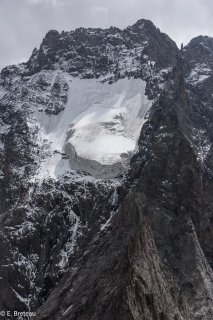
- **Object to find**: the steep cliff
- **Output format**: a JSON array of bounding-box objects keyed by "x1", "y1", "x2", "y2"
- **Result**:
[{"x1": 0, "y1": 19, "x2": 212, "y2": 320}]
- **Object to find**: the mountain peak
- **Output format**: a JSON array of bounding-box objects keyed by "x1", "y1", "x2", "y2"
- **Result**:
[
  {"x1": 25, "y1": 18, "x2": 177, "y2": 77},
  {"x1": 187, "y1": 35, "x2": 213, "y2": 48},
  {"x1": 130, "y1": 18, "x2": 156, "y2": 30},
  {"x1": 0, "y1": 17, "x2": 213, "y2": 320}
]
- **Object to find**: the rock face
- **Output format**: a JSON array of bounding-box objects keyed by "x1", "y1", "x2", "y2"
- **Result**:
[{"x1": 0, "y1": 19, "x2": 213, "y2": 320}]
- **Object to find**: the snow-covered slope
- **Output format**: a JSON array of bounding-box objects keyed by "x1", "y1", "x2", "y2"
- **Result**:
[
  {"x1": 66, "y1": 77, "x2": 152, "y2": 176},
  {"x1": 30, "y1": 74, "x2": 152, "y2": 179}
]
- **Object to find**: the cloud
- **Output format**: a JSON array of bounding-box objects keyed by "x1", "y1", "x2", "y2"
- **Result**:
[
  {"x1": 90, "y1": 6, "x2": 109, "y2": 27},
  {"x1": 0, "y1": 0, "x2": 213, "y2": 69},
  {"x1": 91, "y1": 6, "x2": 108, "y2": 14},
  {"x1": 27, "y1": 0, "x2": 64, "y2": 7}
]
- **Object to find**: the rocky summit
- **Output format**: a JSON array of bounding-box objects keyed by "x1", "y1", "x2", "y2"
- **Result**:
[{"x1": 0, "y1": 19, "x2": 212, "y2": 319}]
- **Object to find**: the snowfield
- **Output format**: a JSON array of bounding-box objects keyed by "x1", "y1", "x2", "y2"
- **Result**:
[{"x1": 30, "y1": 73, "x2": 152, "y2": 180}]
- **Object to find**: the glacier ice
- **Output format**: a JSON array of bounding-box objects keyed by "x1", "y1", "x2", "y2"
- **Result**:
[{"x1": 30, "y1": 73, "x2": 152, "y2": 180}]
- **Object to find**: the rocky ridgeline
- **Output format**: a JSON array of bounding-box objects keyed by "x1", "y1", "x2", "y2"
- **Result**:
[
  {"x1": 25, "y1": 19, "x2": 176, "y2": 80},
  {"x1": 0, "y1": 19, "x2": 212, "y2": 320}
]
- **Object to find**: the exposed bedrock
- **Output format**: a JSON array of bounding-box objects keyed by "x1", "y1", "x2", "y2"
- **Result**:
[{"x1": 0, "y1": 17, "x2": 213, "y2": 320}]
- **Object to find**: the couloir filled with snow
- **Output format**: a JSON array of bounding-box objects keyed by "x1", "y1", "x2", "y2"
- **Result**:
[{"x1": 29, "y1": 73, "x2": 152, "y2": 180}]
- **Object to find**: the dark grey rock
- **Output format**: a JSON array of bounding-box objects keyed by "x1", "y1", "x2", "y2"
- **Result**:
[{"x1": 0, "y1": 19, "x2": 212, "y2": 320}]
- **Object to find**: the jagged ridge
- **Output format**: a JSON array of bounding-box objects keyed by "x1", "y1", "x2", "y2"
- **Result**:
[{"x1": 0, "y1": 19, "x2": 212, "y2": 320}]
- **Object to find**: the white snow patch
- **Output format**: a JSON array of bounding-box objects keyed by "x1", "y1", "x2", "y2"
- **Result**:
[
  {"x1": 58, "y1": 209, "x2": 80, "y2": 271},
  {"x1": 29, "y1": 73, "x2": 152, "y2": 180},
  {"x1": 100, "y1": 188, "x2": 118, "y2": 231},
  {"x1": 66, "y1": 77, "x2": 152, "y2": 175},
  {"x1": 100, "y1": 211, "x2": 114, "y2": 231},
  {"x1": 63, "y1": 305, "x2": 73, "y2": 316},
  {"x1": 12, "y1": 287, "x2": 30, "y2": 308},
  {"x1": 187, "y1": 63, "x2": 211, "y2": 85}
]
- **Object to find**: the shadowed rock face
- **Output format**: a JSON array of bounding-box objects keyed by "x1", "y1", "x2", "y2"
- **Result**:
[
  {"x1": 65, "y1": 141, "x2": 125, "y2": 179},
  {"x1": 0, "y1": 19, "x2": 213, "y2": 320}
]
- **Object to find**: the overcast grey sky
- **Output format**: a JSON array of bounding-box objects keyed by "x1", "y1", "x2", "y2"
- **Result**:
[{"x1": 0, "y1": 0, "x2": 213, "y2": 70}]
